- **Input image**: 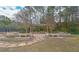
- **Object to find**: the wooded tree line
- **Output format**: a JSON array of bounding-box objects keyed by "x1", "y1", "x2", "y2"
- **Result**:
[{"x1": 13, "y1": 6, "x2": 79, "y2": 34}]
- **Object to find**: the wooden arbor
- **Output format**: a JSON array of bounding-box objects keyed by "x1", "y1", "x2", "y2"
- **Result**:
[{"x1": 27, "y1": 23, "x2": 55, "y2": 33}]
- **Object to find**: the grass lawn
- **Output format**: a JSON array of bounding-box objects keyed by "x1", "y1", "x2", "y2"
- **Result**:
[{"x1": 0, "y1": 35, "x2": 79, "y2": 52}]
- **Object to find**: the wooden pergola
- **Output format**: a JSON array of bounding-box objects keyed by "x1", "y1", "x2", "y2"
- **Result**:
[{"x1": 27, "y1": 23, "x2": 55, "y2": 33}]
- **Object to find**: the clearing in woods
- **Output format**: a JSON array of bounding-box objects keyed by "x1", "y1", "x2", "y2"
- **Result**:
[{"x1": 0, "y1": 32, "x2": 78, "y2": 52}]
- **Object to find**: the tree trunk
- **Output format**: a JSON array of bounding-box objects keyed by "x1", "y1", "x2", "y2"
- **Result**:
[
  {"x1": 47, "y1": 25, "x2": 49, "y2": 33},
  {"x1": 59, "y1": 16, "x2": 61, "y2": 31}
]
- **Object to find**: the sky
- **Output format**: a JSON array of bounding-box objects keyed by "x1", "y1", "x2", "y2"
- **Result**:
[{"x1": 0, "y1": 6, "x2": 25, "y2": 19}]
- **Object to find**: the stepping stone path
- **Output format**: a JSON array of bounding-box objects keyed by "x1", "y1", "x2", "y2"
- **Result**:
[
  {"x1": 27, "y1": 34, "x2": 45, "y2": 45},
  {"x1": 0, "y1": 34, "x2": 46, "y2": 47},
  {"x1": 0, "y1": 33, "x2": 72, "y2": 48}
]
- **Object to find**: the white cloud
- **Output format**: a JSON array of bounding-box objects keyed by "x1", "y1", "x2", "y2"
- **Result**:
[
  {"x1": 0, "y1": 6, "x2": 24, "y2": 20},
  {"x1": 0, "y1": 7, "x2": 17, "y2": 16}
]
